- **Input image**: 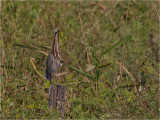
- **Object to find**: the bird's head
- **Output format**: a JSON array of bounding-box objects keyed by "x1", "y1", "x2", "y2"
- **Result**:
[{"x1": 54, "y1": 28, "x2": 58, "y2": 34}]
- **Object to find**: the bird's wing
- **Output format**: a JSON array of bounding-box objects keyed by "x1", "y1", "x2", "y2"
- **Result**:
[{"x1": 46, "y1": 52, "x2": 53, "y2": 80}]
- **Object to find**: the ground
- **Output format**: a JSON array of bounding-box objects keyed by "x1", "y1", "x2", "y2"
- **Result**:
[{"x1": 1, "y1": 1, "x2": 159, "y2": 119}]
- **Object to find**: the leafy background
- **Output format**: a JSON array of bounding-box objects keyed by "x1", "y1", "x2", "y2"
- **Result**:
[{"x1": 1, "y1": 1, "x2": 159, "y2": 119}]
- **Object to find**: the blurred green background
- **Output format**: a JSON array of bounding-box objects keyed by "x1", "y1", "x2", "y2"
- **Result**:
[{"x1": 1, "y1": 1, "x2": 159, "y2": 119}]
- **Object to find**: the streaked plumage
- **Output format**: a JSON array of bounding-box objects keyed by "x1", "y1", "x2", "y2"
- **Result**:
[{"x1": 46, "y1": 28, "x2": 60, "y2": 80}]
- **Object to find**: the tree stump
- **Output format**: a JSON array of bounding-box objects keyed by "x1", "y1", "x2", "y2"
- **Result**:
[
  {"x1": 49, "y1": 85, "x2": 57, "y2": 109},
  {"x1": 49, "y1": 84, "x2": 66, "y2": 116}
]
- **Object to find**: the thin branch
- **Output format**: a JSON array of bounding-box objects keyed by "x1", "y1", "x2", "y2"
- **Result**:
[{"x1": 30, "y1": 58, "x2": 45, "y2": 79}]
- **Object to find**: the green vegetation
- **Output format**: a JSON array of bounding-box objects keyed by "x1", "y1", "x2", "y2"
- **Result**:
[{"x1": 1, "y1": 1, "x2": 159, "y2": 119}]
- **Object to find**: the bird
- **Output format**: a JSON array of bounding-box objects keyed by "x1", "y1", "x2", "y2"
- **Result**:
[{"x1": 46, "y1": 28, "x2": 61, "y2": 81}]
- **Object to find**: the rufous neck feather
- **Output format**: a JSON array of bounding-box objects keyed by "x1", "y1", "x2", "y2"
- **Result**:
[{"x1": 51, "y1": 30, "x2": 60, "y2": 59}]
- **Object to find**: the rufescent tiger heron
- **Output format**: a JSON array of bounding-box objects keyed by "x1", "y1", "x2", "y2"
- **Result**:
[{"x1": 46, "y1": 28, "x2": 61, "y2": 81}]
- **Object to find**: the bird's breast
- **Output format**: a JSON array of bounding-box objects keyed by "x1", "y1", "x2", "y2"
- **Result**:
[{"x1": 51, "y1": 57, "x2": 60, "y2": 74}]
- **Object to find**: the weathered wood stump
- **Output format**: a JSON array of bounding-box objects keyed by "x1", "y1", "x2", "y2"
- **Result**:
[{"x1": 49, "y1": 84, "x2": 66, "y2": 116}]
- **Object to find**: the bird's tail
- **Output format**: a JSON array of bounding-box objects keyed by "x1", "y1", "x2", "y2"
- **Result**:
[{"x1": 46, "y1": 69, "x2": 49, "y2": 79}]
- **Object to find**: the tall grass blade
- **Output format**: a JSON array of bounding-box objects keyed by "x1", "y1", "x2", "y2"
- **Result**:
[
  {"x1": 13, "y1": 43, "x2": 48, "y2": 55},
  {"x1": 101, "y1": 35, "x2": 132, "y2": 57},
  {"x1": 93, "y1": 54, "x2": 100, "y2": 64},
  {"x1": 93, "y1": 47, "x2": 100, "y2": 64},
  {"x1": 13, "y1": 43, "x2": 40, "y2": 50},
  {"x1": 99, "y1": 63, "x2": 111, "y2": 68},
  {"x1": 36, "y1": 45, "x2": 51, "y2": 50},
  {"x1": 61, "y1": 61, "x2": 94, "y2": 80}
]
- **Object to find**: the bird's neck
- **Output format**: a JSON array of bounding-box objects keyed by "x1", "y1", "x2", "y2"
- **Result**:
[{"x1": 51, "y1": 32, "x2": 60, "y2": 59}]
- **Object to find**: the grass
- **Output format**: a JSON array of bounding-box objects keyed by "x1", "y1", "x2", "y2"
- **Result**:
[{"x1": 1, "y1": 1, "x2": 159, "y2": 119}]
